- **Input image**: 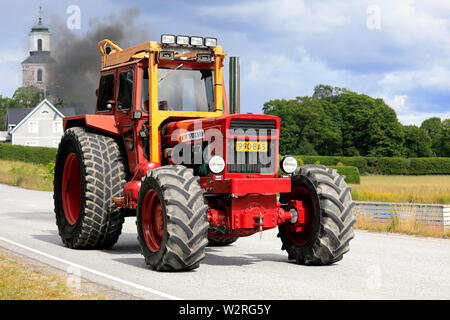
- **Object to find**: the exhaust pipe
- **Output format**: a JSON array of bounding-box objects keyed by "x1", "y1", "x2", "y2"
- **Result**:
[{"x1": 229, "y1": 56, "x2": 240, "y2": 114}]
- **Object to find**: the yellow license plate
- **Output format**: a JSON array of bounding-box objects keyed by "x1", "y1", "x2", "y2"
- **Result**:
[{"x1": 235, "y1": 141, "x2": 268, "y2": 152}]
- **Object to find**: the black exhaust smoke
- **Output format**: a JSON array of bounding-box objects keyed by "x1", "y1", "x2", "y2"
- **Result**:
[{"x1": 47, "y1": 8, "x2": 154, "y2": 114}]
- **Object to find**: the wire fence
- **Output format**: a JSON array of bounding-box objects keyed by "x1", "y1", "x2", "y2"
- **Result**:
[{"x1": 354, "y1": 201, "x2": 450, "y2": 231}]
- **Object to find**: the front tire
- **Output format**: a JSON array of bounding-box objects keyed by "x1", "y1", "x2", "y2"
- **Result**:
[
  {"x1": 278, "y1": 165, "x2": 356, "y2": 265},
  {"x1": 137, "y1": 165, "x2": 209, "y2": 271},
  {"x1": 53, "y1": 127, "x2": 127, "y2": 249}
]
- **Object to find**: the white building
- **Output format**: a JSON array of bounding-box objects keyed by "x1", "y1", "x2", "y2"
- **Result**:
[{"x1": 7, "y1": 99, "x2": 76, "y2": 148}]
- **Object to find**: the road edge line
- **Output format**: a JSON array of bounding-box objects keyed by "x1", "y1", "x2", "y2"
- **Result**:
[{"x1": 0, "y1": 236, "x2": 182, "y2": 300}]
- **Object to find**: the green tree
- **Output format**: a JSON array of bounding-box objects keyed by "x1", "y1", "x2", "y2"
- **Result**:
[
  {"x1": 337, "y1": 92, "x2": 404, "y2": 157},
  {"x1": 337, "y1": 92, "x2": 375, "y2": 156},
  {"x1": 420, "y1": 117, "x2": 444, "y2": 156},
  {"x1": 0, "y1": 95, "x2": 21, "y2": 130},
  {"x1": 367, "y1": 99, "x2": 405, "y2": 157},
  {"x1": 313, "y1": 84, "x2": 349, "y2": 103},
  {"x1": 263, "y1": 97, "x2": 342, "y2": 155},
  {"x1": 440, "y1": 119, "x2": 450, "y2": 157},
  {"x1": 12, "y1": 86, "x2": 44, "y2": 108},
  {"x1": 403, "y1": 125, "x2": 433, "y2": 157}
]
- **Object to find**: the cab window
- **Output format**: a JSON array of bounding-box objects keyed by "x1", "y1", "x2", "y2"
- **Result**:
[
  {"x1": 158, "y1": 68, "x2": 214, "y2": 112},
  {"x1": 141, "y1": 68, "x2": 149, "y2": 112},
  {"x1": 97, "y1": 73, "x2": 115, "y2": 112},
  {"x1": 117, "y1": 69, "x2": 134, "y2": 110}
]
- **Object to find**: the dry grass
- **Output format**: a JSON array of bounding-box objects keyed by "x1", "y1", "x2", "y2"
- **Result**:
[
  {"x1": 350, "y1": 175, "x2": 450, "y2": 204},
  {"x1": 0, "y1": 160, "x2": 53, "y2": 191},
  {"x1": 0, "y1": 254, "x2": 102, "y2": 300}
]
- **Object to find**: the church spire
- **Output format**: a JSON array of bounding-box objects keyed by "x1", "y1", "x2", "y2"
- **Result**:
[
  {"x1": 31, "y1": 6, "x2": 48, "y2": 32},
  {"x1": 38, "y1": 6, "x2": 43, "y2": 24}
]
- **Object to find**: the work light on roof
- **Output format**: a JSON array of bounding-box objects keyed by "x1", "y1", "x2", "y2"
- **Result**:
[
  {"x1": 161, "y1": 34, "x2": 175, "y2": 44},
  {"x1": 176, "y1": 35, "x2": 189, "y2": 45},
  {"x1": 204, "y1": 37, "x2": 217, "y2": 47},
  {"x1": 190, "y1": 36, "x2": 203, "y2": 46}
]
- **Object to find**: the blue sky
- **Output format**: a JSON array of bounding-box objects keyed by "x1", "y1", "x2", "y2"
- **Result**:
[{"x1": 0, "y1": 0, "x2": 449, "y2": 125}]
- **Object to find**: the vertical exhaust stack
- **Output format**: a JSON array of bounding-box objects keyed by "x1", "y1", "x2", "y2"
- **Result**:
[{"x1": 229, "y1": 56, "x2": 240, "y2": 114}]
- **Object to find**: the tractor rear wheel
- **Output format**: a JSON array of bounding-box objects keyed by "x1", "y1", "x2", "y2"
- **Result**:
[
  {"x1": 278, "y1": 165, "x2": 356, "y2": 265},
  {"x1": 137, "y1": 165, "x2": 209, "y2": 271},
  {"x1": 207, "y1": 227, "x2": 238, "y2": 246},
  {"x1": 54, "y1": 127, "x2": 127, "y2": 249}
]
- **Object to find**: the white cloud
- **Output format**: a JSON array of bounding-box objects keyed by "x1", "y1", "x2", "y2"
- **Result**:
[
  {"x1": 199, "y1": 0, "x2": 353, "y2": 34},
  {"x1": 398, "y1": 111, "x2": 450, "y2": 126},
  {"x1": 385, "y1": 95, "x2": 408, "y2": 113}
]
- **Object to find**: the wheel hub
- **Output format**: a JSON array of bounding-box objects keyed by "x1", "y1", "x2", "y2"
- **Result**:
[
  {"x1": 141, "y1": 189, "x2": 165, "y2": 252},
  {"x1": 284, "y1": 186, "x2": 316, "y2": 246},
  {"x1": 61, "y1": 153, "x2": 81, "y2": 225}
]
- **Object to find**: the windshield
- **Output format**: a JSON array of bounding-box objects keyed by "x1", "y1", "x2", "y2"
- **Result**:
[{"x1": 157, "y1": 67, "x2": 214, "y2": 112}]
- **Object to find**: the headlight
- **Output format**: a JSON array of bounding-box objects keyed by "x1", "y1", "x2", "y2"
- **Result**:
[
  {"x1": 190, "y1": 36, "x2": 203, "y2": 46},
  {"x1": 204, "y1": 37, "x2": 217, "y2": 47},
  {"x1": 176, "y1": 35, "x2": 189, "y2": 45},
  {"x1": 208, "y1": 155, "x2": 225, "y2": 174},
  {"x1": 161, "y1": 34, "x2": 175, "y2": 45},
  {"x1": 280, "y1": 156, "x2": 298, "y2": 174}
]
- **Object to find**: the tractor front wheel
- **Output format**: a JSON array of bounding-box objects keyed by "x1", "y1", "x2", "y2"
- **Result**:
[
  {"x1": 137, "y1": 165, "x2": 209, "y2": 271},
  {"x1": 278, "y1": 165, "x2": 356, "y2": 265}
]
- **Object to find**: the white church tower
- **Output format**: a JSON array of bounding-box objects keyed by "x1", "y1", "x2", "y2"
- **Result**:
[{"x1": 21, "y1": 7, "x2": 54, "y2": 91}]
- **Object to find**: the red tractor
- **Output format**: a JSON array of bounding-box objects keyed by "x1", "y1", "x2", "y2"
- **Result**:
[{"x1": 53, "y1": 35, "x2": 356, "y2": 271}]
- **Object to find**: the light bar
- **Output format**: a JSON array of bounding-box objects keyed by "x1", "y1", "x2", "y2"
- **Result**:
[
  {"x1": 204, "y1": 37, "x2": 217, "y2": 47},
  {"x1": 161, "y1": 34, "x2": 175, "y2": 44},
  {"x1": 190, "y1": 36, "x2": 203, "y2": 46},
  {"x1": 176, "y1": 35, "x2": 189, "y2": 45}
]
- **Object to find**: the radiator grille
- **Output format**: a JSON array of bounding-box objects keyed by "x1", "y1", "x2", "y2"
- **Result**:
[
  {"x1": 227, "y1": 139, "x2": 276, "y2": 173},
  {"x1": 227, "y1": 119, "x2": 277, "y2": 173},
  {"x1": 229, "y1": 119, "x2": 277, "y2": 135}
]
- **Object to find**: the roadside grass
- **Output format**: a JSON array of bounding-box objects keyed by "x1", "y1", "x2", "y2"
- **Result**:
[
  {"x1": 0, "y1": 159, "x2": 53, "y2": 191},
  {"x1": 0, "y1": 254, "x2": 103, "y2": 300},
  {"x1": 350, "y1": 175, "x2": 450, "y2": 204}
]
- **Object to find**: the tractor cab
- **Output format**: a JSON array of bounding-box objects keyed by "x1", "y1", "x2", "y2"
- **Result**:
[{"x1": 92, "y1": 36, "x2": 226, "y2": 173}]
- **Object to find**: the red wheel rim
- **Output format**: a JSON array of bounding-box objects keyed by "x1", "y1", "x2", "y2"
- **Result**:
[
  {"x1": 284, "y1": 186, "x2": 316, "y2": 246},
  {"x1": 62, "y1": 153, "x2": 81, "y2": 225},
  {"x1": 141, "y1": 189, "x2": 164, "y2": 252}
]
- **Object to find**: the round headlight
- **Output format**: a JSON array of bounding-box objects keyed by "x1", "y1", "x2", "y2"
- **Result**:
[
  {"x1": 280, "y1": 156, "x2": 298, "y2": 174},
  {"x1": 208, "y1": 155, "x2": 225, "y2": 174}
]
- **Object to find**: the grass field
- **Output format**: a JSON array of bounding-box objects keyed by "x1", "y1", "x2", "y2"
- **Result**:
[
  {"x1": 350, "y1": 175, "x2": 450, "y2": 204},
  {"x1": 350, "y1": 175, "x2": 450, "y2": 238},
  {"x1": 0, "y1": 159, "x2": 53, "y2": 191},
  {"x1": 0, "y1": 253, "x2": 102, "y2": 300}
]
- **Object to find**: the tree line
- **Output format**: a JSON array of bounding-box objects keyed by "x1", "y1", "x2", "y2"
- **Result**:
[{"x1": 263, "y1": 85, "x2": 450, "y2": 157}]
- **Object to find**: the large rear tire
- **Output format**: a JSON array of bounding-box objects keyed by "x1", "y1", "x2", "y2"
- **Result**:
[
  {"x1": 54, "y1": 127, "x2": 127, "y2": 249},
  {"x1": 207, "y1": 227, "x2": 238, "y2": 246},
  {"x1": 278, "y1": 165, "x2": 356, "y2": 265},
  {"x1": 137, "y1": 165, "x2": 209, "y2": 271}
]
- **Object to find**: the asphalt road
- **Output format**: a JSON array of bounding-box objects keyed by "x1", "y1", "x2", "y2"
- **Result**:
[{"x1": 0, "y1": 184, "x2": 449, "y2": 300}]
